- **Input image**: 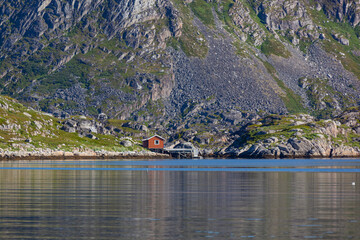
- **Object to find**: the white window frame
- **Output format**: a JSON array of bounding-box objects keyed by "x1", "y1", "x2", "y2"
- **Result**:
[{"x1": 154, "y1": 140, "x2": 160, "y2": 145}]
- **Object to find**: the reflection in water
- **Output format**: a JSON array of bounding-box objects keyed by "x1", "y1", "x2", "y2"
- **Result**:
[{"x1": 0, "y1": 160, "x2": 359, "y2": 239}]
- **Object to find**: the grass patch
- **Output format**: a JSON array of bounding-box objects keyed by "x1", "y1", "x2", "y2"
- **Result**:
[
  {"x1": 34, "y1": 58, "x2": 91, "y2": 95},
  {"x1": 107, "y1": 119, "x2": 130, "y2": 128},
  {"x1": 233, "y1": 40, "x2": 249, "y2": 57},
  {"x1": 235, "y1": 117, "x2": 313, "y2": 146},
  {"x1": 263, "y1": 61, "x2": 307, "y2": 114},
  {"x1": 178, "y1": 24, "x2": 208, "y2": 58},
  {"x1": 189, "y1": 0, "x2": 215, "y2": 27},
  {"x1": 299, "y1": 40, "x2": 313, "y2": 53},
  {"x1": 171, "y1": 0, "x2": 209, "y2": 58},
  {"x1": 322, "y1": 40, "x2": 360, "y2": 79},
  {"x1": 106, "y1": 119, "x2": 144, "y2": 136},
  {"x1": 261, "y1": 37, "x2": 291, "y2": 58},
  {"x1": 214, "y1": 0, "x2": 234, "y2": 30}
]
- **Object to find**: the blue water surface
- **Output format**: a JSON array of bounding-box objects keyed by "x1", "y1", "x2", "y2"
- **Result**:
[{"x1": 1, "y1": 158, "x2": 360, "y2": 172}]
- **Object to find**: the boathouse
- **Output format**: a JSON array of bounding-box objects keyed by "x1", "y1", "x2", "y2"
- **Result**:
[
  {"x1": 142, "y1": 135, "x2": 165, "y2": 150},
  {"x1": 165, "y1": 142, "x2": 200, "y2": 158}
]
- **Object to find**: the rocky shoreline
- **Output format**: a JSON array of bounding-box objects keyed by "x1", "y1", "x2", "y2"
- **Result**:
[
  {"x1": 2, "y1": 147, "x2": 360, "y2": 161},
  {"x1": 219, "y1": 142, "x2": 360, "y2": 159},
  {"x1": 217, "y1": 111, "x2": 360, "y2": 159},
  {"x1": 0, "y1": 150, "x2": 170, "y2": 161}
]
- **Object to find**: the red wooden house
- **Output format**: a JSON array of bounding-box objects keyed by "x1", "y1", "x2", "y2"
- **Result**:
[{"x1": 142, "y1": 135, "x2": 165, "y2": 150}]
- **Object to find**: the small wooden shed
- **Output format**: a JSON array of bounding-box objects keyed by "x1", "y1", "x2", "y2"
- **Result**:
[{"x1": 142, "y1": 135, "x2": 165, "y2": 149}]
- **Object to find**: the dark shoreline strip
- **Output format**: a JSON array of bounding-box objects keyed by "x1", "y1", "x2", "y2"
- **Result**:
[{"x1": 0, "y1": 154, "x2": 170, "y2": 161}]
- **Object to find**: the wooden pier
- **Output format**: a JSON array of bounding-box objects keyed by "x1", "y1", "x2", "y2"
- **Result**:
[{"x1": 164, "y1": 147, "x2": 199, "y2": 159}]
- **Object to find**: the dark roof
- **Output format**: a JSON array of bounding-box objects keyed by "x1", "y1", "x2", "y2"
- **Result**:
[{"x1": 142, "y1": 134, "x2": 165, "y2": 141}]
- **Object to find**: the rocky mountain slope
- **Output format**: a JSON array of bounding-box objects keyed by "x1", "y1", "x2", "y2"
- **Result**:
[{"x1": 1, "y1": 0, "x2": 360, "y2": 154}]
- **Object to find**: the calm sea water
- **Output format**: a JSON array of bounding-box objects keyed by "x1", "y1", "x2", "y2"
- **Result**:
[{"x1": 0, "y1": 159, "x2": 359, "y2": 239}]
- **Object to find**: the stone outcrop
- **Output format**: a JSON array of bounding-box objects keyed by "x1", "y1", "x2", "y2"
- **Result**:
[
  {"x1": 230, "y1": 137, "x2": 360, "y2": 159},
  {"x1": 254, "y1": 0, "x2": 319, "y2": 42},
  {"x1": 220, "y1": 112, "x2": 360, "y2": 158},
  {"x1": 61, "y1": 116, "x2": 151, "y2": 139},
  {"x1": 318, "y1": 0, "x2": 360, "y2": 26},
  {"x1": 229, "y1": 0, "x2": 266, "y2": 45},
  {"x1": 62, "y1": 117, "x2": 109, "y2": 136}
]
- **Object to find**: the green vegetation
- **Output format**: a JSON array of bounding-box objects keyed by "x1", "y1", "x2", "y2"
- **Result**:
[
  {"x1": 214, "y1": 0, "x2": 268, "y2": 47},
  {"x1": 171, "y1": 0, "x2": 209, "y2": 58},
  {"x1": 189, "y1": 0, "x2": 215, "y2": 27},
  {"x1": 232, "y1": 40, "x2": 250, "y2": 57},
  {"x1": 36, "y1": 58, "x2": 91, "y2": 95},
  {"x1": 244, "y1": 1, "x2": 268, "y2": 32},
  {"x1": 181, "y1": 100, "x2": 197, "y2": 117},
  {"x1": 107, "y1": 119, "x2": 130, "y2": 128},
  {"x1": 231, "y1": 114, "x2": 359, "y2": 149},
  {"x1": 322, "y1": 40, "x2": 360, "y2": 79},
  {"x1": 146, "y1": 100, "x2": 165, "y2": 117},
  {"x1": 299, "y1": 77, "x2": 355, "y2": 118},
  {"x1": 298, "y1": 40, "x2": 313, "y2": 53},
  {"x1": 234, "y1": 115, "x2": 318, "y2": 146},
  {"x1": 20, "y1": 60, "x2": 48, "y2": 78},
  {"x1": 262, "y1": 61, "x2": 307, "y2": 114},
  {"x1": 30, "y1": 129, "x2": 135, "y2": 152},
  {"x1": 178, "y1": 25, "x2": 208, "y2": 58},
  {"x1": 308, "y1": 5, "x2": 360, "y2": 79},
  {"x1": 1, "y1": 15, "x2": 170, "y2": 116},
  {"x1": 214, "y1": 0, "x2": 234, "y2": 32},
  {"x1": 0, "y1": 95, "x2": 142, "y2": 152},
  {"x1": 261, "y1": 37, "x2": 291, "y2": 58}
]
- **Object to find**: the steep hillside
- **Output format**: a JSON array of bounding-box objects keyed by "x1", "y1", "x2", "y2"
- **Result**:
[
  {"x1": 1, "y1": 0, "x2": 360, "y2": 130},
  {"x1": 0, "y1": 95, "x2": 150, "y2": 157}
]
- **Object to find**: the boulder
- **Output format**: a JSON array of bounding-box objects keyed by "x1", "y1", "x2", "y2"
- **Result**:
[
  {"x1": 340, "y1": 37, "x2": 350, "y2": 46},
  {"x1": 263, "y1": 137, "x2": 278, "y2": 143},
  {"x1": 120, "y1": 140, "x2": 133, "y2": 147},
  {"x1": 79, "y1": 120, "x2": 97, "y2": 133},
  {"x1": 62, "y1": 125, "x2": 76, "y2": 133},
  {"x1": 86, "y1": 134, "x2": 98, "y2": 140},
  {"x1": 140, "y1": 125, "x2": 149, "y2": 132},
  {"x1": 98, "y1": 113, "x2": 108, "y2": 121},
  {"x1": 63, "y1": 119, "x2": 78, "y2": 128}
]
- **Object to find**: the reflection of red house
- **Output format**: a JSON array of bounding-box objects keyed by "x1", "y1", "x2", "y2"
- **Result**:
[{"x1": 142, "y1": 135, "x2": 165, "y2": 149}]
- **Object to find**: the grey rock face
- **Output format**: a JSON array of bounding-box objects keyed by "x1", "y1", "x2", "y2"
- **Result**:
[
  {"x1": 0, "y1": 0, "x2": 103, "y2": 52},
  {"x1": 229, "y1": 0, "x2": 266, "y2": 45},
  {"x1": 223, "y1": 112, "x2": 360, "y2": 159},
  {"x1": 62, "y1": 117, "x2": 102, "y2": 137},
  {"x1": 253, "y1": 0, "x2": 319, "y2": 42},
  {"x1": 166, "y1": 17, "x2": 287, "y2": 116},
  {"x1": 165, "y1": 1, "x2": 183, "y2": 38},
  {"x1": 1, "y1": 0, "x2": 360, "y2": 131},
  {"x1": 319, "y1": 0, "x2": 360, "y2": 26}
]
